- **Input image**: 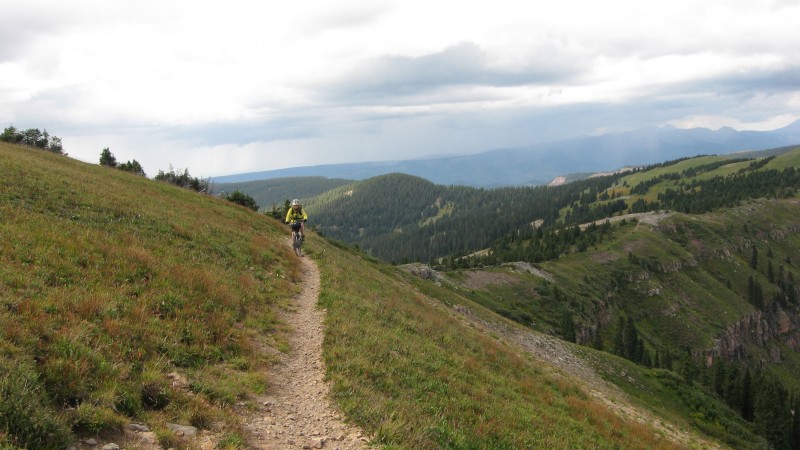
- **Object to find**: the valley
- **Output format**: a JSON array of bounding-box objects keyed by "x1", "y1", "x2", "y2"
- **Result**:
[{"x1": 3, "y1": 140, "x2": 800, "y2": 449}]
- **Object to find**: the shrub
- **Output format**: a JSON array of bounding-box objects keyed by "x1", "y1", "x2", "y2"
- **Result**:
[
  {"x1": 69, "y1": 403, "x2": 125, "y2": 435},
  {"x1": 222, "y1": 190, "x2": 259, "y2": 211},
  {"x1": 141, "y1": 381, "x2": 171, "y2": 410},
  {"x1": 0, "y1": 361, "x2": 73, "y2": 449}
]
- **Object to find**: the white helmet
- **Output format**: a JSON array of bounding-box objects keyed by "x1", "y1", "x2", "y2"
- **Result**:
[{"x1": 291, "y1": 199, "x2": 300, "y2": 206}]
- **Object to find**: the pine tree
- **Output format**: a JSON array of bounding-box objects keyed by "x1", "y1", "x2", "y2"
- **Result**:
[
  {"x1": 722, "y1": 364, "x2": 743, "y2": 414},
  {"x1": 768, "y1": 260, "x2": 775, "y2": 284},
  {"x1": 592, "y1": 328, "x2": 603, "y2": 350},
  {"x1": 753, "y1": 374, "x2": 791, "y2": 449},
  {"x1": 613, "y1": 317, "x2": 625, "y2": 357},
  {"x1": 99, "y1": 148, "x2": 117, "y2": 167},
  {"x1": 748, "y1": 276, "x2": 764, "y2": 309},
  {"x1": 791, "y1": 394, "x2": 800, "y2": 450},
  {"x1": 712, "y1": 361, "x2": 726, "y2": 397},
  {"x1": 560, "y1": 309, "x2": 576, "y2": 343},
  {"x1": 623, "y1": 317, "x2": 638, "y2": 361},
  {"x1": 742, "y1": 368, "x2": 754, "y2": 422}
]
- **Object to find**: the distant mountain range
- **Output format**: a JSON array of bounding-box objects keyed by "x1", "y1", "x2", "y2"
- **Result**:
[{"x1": 212, "y1": 120, "x2": 800, "y2": 187}]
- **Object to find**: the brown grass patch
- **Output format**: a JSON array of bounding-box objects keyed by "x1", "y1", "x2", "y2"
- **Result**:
[{"x1": 461, "y1": 270, "x2": 519, "y2": 291}]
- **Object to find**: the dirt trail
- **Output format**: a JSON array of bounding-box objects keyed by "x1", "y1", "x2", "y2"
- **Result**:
[{"x1": 243, "y1": 253, "x2": 370, "y2": 449}]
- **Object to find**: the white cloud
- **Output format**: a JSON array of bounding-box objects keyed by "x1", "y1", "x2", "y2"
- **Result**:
[{"x1": 2, "y1": 0, "x2": 799, "y2": 177}]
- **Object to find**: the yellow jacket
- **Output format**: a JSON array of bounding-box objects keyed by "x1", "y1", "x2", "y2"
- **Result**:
[{"x1": 285, "y1": 206, "x2": 308, "y2": 223}]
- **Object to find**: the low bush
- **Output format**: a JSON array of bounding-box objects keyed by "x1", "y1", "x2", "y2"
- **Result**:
[{"x1": 0, "y1": 360, "x2": 73, "y2": 449}]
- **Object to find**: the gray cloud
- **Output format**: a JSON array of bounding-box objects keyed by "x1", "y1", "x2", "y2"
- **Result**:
[
  {"x1": 711, "y1": 65, "x2": 800, "y2": 94},
  {"x1": 319, "y1": 42, "x2": 585, "y2": 103},
  {"x1": 0, "y1": 2, "x2": 99, "y2": 62},
  {"x1": 307, "y1": 4, "x2": 391, "y2": 31},
  {"x1": 0, "y1": 10, "x2": 58, "y2": 61},
  {"x1": 644, "y1": 65, "x2": 800, "y2": 122}
]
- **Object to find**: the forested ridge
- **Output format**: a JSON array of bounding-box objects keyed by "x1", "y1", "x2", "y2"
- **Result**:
[
  {"x1": 466, "y1": 157, "x2": 798, "y2": 268},
  {"x1": 310, "y1": 172, "x2": 638, "y2": 263},
  {"x1": 311, "y1": 147, "x2": 800, "y2": 264}
]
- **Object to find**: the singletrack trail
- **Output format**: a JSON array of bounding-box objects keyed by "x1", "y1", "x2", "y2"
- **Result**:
[{"x1": 244, "y1": 251, "x2": 370, "y2": 449}]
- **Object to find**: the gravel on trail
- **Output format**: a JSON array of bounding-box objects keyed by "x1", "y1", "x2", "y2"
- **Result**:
[{"x1": 243, "y1": 253, "x2": 371, "y2": 450}]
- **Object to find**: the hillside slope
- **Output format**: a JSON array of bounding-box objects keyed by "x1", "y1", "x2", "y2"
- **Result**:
[
  {"x1": 1, "y1": 142, "x2": 302, "y2": 448},
  {"x1": 314, "y1": 239, "x2": 726, "y2": 449},
  {"x1": 410, "y1": 198, "x2": 800, "y2": 448},
  {"x1": 0, "y1": 142, "x2": 729, "y2": 448}
]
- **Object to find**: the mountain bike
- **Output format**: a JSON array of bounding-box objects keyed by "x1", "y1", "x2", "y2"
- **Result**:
[{"x1": 289, "y1": 221, "x2": 304, "y2": 256}]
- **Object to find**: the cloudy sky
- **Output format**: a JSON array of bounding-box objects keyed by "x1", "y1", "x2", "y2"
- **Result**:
[{"x1": 2, "y1": 0, "x2": 799, "y2": 177}]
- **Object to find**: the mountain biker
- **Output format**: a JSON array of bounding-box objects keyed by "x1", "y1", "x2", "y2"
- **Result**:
[{"x1": 285, "y1": 199, "x2": 308, "y2": 241}]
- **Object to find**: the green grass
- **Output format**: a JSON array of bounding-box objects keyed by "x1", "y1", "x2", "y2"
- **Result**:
[
  {"x1": 316, "y1": 241, "x2": 690, "y2": 449},
  {"x1": 0, "y1": 142, "x2": 301, "y2": 447},
  {"x1": 763, "y1": 146, "x2": 800, "y2": 170}
]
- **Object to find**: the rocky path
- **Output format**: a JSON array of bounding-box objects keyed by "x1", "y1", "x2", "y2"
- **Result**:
[{"x1": 243, "y1": 253, "x2": 370, "y2": 449}]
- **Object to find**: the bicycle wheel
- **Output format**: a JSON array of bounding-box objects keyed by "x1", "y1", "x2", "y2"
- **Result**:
[{"x1": 292, "y1": 233, "x2": 302, "y2": 255}]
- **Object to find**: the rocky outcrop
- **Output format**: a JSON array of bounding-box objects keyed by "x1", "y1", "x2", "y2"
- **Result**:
[{"x1": 703, "y1": 307, "x2": 800, "y2": 365}]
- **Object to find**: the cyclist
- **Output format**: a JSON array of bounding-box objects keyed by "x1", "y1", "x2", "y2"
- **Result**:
[{"x1": 285, "y1": 199, "x2": 308, "y2": 241}]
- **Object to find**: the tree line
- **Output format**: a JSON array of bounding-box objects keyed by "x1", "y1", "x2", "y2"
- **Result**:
[
  {"x1": 99, "y1": 147, "x2": 146, "y2": 176},
  {"x1": 98, "y1": 147, "x2": 260, "y2": 210},
  {"x1": 1, "y1": 125, "x2": 64, "y2": 154},
  {"x1": 314, "y1": 153, "x2": 797, "y2": 265},
  {"x1": 313, "y1": 171, "x2": 631, "y2": 264}
]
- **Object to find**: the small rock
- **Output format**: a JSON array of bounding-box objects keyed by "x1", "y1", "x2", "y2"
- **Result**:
[
  {"x1": 101, "y1": 444, "x2": 120, "y2": 450},
  {"x1": 84, "y1": 438, "x2": 98, "y2": 446},
  {"x1": 128, "y1": 423, "x2": 150, "y2": 432},
  {"x1": 166, "y1": 423, "x2": 198, "y2": 437}
]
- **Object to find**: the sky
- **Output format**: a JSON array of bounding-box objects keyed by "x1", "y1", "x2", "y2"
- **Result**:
[{"x1": 2, "y1": 0, "x2": 799, "y2": 178}]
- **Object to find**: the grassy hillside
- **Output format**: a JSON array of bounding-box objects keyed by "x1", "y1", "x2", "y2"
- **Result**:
[
  {"x1": 0, "y1": 142, "x2": 302, "y2": 448},
  {"x1": 314, "y1": 240, "x2": 710, "y2": 449},
  {"x1": 0, "y1": 142, "x2": 730, "y2": 449}
]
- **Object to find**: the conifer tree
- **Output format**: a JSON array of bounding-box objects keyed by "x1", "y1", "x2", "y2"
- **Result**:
[
  {"x1": 623, "y1": 317, "x2": 638, "y2": 361},
  {"x1": 99, "y1": 148, "x2": 117, "y2": 167},
  {"x1": 559, "y1": 310, "x2": 576, "y2": 343},
  {"x1": 741, "y1": 368, "x2": 754, "y2": 422},
  {"x1": 613, "y1": 317, "x2": 625, "y2": 357},
  {"x1": 753, "y1": 374, "x2": 791, "y2": 449},
  {"x1": 792, "y1": 394, "x2": 800, "y2": 450}
]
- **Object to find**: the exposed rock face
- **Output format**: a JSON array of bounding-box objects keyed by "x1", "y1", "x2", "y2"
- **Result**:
[
  {"x1": 704, "y1": 307, "x2": 800, "y2": 365},
  {"x1": 405, "y1": 263, "x2": 436, "y2": 279}
]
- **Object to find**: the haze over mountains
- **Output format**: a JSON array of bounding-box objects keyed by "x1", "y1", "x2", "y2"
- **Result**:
[{"x1": 213, "y1": 121, "x2": 800, "y2": 187}]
